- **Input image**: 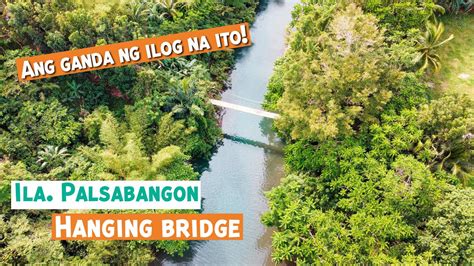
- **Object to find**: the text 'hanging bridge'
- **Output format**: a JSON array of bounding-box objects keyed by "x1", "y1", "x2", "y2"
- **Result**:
[{"x1": 210, "y1": 99, "x2": 280, "y2": 119}]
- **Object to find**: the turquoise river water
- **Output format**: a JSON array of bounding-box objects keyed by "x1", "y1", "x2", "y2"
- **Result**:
[{"x1": 161, "y1": 0, "x2": 297, "y2": 264}]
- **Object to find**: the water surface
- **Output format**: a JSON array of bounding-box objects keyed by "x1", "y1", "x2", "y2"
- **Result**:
[{"x1": 161, "y1": 0, "x2": 297, "y2": 264}]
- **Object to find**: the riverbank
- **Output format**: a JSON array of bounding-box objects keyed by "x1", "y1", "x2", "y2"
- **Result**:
[
  {"x1": 0, "y1": 1, "x2": 262, "y2": 263},
  {"x1": 262, "y1": 2, "x2": 474, "y2": 264}
]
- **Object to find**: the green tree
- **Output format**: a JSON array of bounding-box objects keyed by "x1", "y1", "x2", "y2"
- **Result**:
[
  {"x1": 360, "y1": 0, "x2": 443, "y2": 32},
  {"x1": 419, "y1": 187, "x2": 474, "y2": 263},
  {"x1": 82, "y1": 110, "x2": 197, "y2": 181},
  {"x1": 263, "y1": 1, "x2": 472, "y2": 265},
  {"x1": 263, "y1": 142, "x2": 451, "y2": 263},
  {"x1": 10, "y1": 99, "x2": 81, "y2": 147},
  {"x1": 0, "y1": 160, "x2": 33, "y2": 211},
  {"x1": 418, "y1": 94, "x2": 473, "y2": 185},
  {"x1": 0, "y1": 215, "x2": 65, "y2": 264},
  {"x1": 274, "y1": 4, "x2": 400, "y2": 141},
  {"x1": 370, "y1": 93, "x2": 473, "y2": 185},
  {"x1": 0, "y1": 0, "x2": 258, "y2": 263}
]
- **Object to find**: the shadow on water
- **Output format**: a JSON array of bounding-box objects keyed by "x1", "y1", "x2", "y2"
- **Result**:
[
  {"x1": 156, "y1": 128, "x2": 284, "y2": 264},
  {"x1": 192, "y1": 119, "x2": 284, "y2": 175},
  {"x1": 257, "y1": 0, "x2": 286, "y2": 13},
  {"x1": 223, "y1": 134, "x2": 283, "y2": 154}
]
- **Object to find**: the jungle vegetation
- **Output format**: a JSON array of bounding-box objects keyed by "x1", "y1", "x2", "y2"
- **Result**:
[
  {"x1": 0, "y1": 0, "x2": 258, "y2": 263},
  {"x1": 263, "y1": 0, "x2": 473, "y2": 264}
]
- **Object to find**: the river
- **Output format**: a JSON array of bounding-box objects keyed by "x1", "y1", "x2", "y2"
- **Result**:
[{"x1": 161, "y1": 0, "x2": 297, "y2": 264}]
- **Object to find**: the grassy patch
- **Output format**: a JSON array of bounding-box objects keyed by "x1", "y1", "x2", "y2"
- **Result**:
[{"x1": 432, "y1": 14, "x2": 474, "y2": 98}]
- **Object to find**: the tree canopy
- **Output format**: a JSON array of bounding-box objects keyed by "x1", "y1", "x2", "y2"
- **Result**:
[
  {"x1": 263, "y1": 1, "x2": 473, "y2": 264},
  {"x1": 0, "y1": 0, "x2": 258, "y2": 263}
]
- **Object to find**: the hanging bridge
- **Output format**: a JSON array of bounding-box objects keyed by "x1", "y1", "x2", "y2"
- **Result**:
[{"x1": 210, "y1": 99, "x2": 280, "y2": 119}]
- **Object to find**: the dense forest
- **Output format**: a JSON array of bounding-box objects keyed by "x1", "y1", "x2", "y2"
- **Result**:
[
  {"x1": 0, "y1": 0, "x2": 257, "y2": 263},
  {"x1": 1, "y1": 0, "x2": 473, "y2": 264},
  {"x1": 263, "y1": 0, "x2": 473, "y2": 264}
]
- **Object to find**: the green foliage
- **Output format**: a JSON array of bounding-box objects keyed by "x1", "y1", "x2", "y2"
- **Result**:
[
  {"x1": 3, "y1": 0, "x2": 255, "y2": 114},
  {"x1": 415, "y1": 21, "x2": 454, "y2": 72},
  {"x1": 56, "y1": 8, "x2": 95, "y2": 48},
  {"x1": 11, "y1": 99, "x2": 81, "y2": 146},
  {"x1": 153, "y1": 238, "x2": 190, "y2": 257},
  {"x1": 1, "y1": 0, "x2": 256, "y2": 263},
  {"x1": 263, "y1": 58, "x2": 284, "y2": 112},
  {"x1": 82, "y1": 106, "x2": 113, "y2": 145},
  {"x1": 55, "y1": 152, "x2": 108, "y2": 181},
  {"x1": 264, "y1": 1, "x2": 473, "y2": 264},
  {"x1": 274, "y1": 4, "x2": 401, "y2": 141},
  {"x1": 264, "y1": 143, "x2": 454, "y2": 263},
  {"x1": 369, "y1": 93, "x2": 473, "y2": 185},
  {"x1": 36, "y1": 145, "x2": 69, "y2": 171},
  {"x1": 0, "y1": 160, "x2": 33, "y2": 210},
  {"x1": 385, "y1": 29, "x2": 422, "y2": 71},
  {"x1": 155, "y1": 0, "x2": 187, "y2": 20},
  {"x1": 0, "y1": 215, "x2": 65, "y2": 264},
  {"x1": 438, "y1": 0, "x2": 473, "y2": 13},
  {"x1": 361, "y1": 0, "x2": 443, "y2": 32},
  {"x1": 369, "y1": 109, "x2": 425, "y2": 162},
  {"x1": 384, "y1": 73, "x2": 431, "y2": 113},
  {"x1": 155, "y1": 113, "x2": 188, "y2": 152},
  {"x1": 418, "y1": 93, "x2": 474, "y2": 184},
  {"x1": 284, "y1": 140, "x2": 340, "y2": 176},
  {"x1": 1, "y1": 99, "x2": 80, "y2": 163},
  {"x1": 82, "y1": 110, "x2": 198, "y2": 181},
  {"x1": 147, "y1": 78, "x2": 221, "y2": 159},
  {"x1": 152, "y1": 145, "x2": 198, "y2": 180},
  {"x1": 70, "y1": 237, "x2": 154, "y2": 264},
  {"x1": 0, "y1": 211, "x2": 157, "y2": 264},
  {"x1": 419, "y1": 187, "x2": 474, "y2": 263}
]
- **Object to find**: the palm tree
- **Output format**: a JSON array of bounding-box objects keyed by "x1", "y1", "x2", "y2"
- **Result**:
[
  {"x1": 129, "y1": 0, "x2": 148, "y2": 22},
  {"x1": 165, "y1": 79, "x2": 204, "y2": 118},
  {"x1": 160, "y1": 58, "x2": 198, "y2": 77},
  {"x1": 424, "y1": 2, "x2": 446, "y2": 20},
  {"x1": 129, "y1": 0, "x2": 162, "y2": 26},
  {"x1": 37, "y1": 145, "x2": 69, "y2": 170},
  {"x1": 155, "y1": 0, "x2": 185, "y2": 19},
  {"x1": 415, "y1": 21, "x2": 454, "y2": 72},
  {"x1": 438, "y1": 0, "x2": 473, "y2": 14},
  {"x1": 66, "y1": 80, "x2": 84, "y2": 104}
]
